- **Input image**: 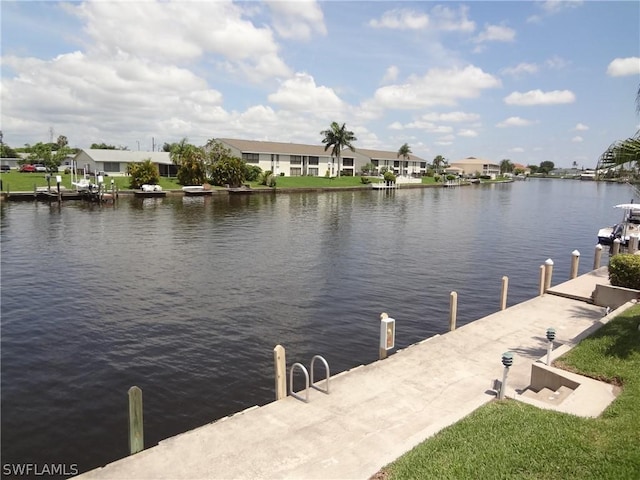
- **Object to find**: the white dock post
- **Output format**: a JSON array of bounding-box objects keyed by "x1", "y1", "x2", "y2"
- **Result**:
[
  {"x1": 612, "y1": 238, "x2": 621, "y2": 256},
  {"x1": 544, "y1": 259, "x2": 554, "y2": 292},
  {"x1": 593, "y1": 244, "x2": 603, "y2": 270},
  {"x1": 449, "y1": 292, "x2": 458, "y2": 331},
  {"x1": 273, "y1": 345, "x2": 287, "y2": 401},
  {"x1": 629, "y1": 236, "x2": 639, "y2": 254},
  {"x1": 500, "y1": 276, "x2": 508, "y2": 311},
  {"x1": 570, "y1": 250, "x2": 580, "y2": 279}
]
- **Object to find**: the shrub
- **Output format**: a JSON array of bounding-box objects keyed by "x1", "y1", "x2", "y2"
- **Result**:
[
  {"x1": 383, "y1": 171, "x2": 396, "y2": 183},
  {"x1": 609, "y1": 254, "x2": 640, "y2": 290},
  {"x1": 244, "y1": 165, "x2": 262, "y2": 182},
  {"x1": 127, "y1": 159, "x2": 159, "y2": 189},
  {"x1": 360, "y1": 176, "x2": 371, "y2": 184},
  {"x1": 210, "y1": 156, "x2": 246, "y2": 187}
]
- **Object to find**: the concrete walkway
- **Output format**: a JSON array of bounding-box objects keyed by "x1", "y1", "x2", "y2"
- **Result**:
[{"x1": 76, "y1": 274, "x2": 635, "y2": 480}]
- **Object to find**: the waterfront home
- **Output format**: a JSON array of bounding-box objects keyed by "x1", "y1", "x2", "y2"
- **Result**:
[
  {"x1": 73, "y1": 149, "x2": 174, "y2": 177},
  {"x1": 349, "y1": 148, "x2": 427, "y2": 177},
  {"x1": 449, "y1": 157, "x2": 500, "y2": 178}
]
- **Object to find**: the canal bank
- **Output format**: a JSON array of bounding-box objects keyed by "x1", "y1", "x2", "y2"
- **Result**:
[{"x1": 75, "y1": 271, "x2": 636, "y2": 480}]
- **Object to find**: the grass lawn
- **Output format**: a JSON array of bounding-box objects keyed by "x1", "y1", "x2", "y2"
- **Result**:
[{"x1": 377, "y1": 304, "x2": 640, "y2": 480}]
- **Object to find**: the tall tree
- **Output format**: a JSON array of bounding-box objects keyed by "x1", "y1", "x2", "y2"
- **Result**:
[
  {"x1": 397, "y1": 143, "x2": 411, "y2": 177},
  {"x1": 320, "y1": 122, "x2": 357, "y2": 178},
  {"x1": 500, "y1": 159, "x2": 514, "y2": 174},
  {"x1": 432, "y1": 155, "x2": 446, "y2": 174}
]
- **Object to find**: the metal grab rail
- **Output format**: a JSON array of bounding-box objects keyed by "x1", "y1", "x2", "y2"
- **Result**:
[
  {"x1": 289, "y1": 362, "x2": 310, "y2": 403},
  {"x1": 310, "y1": 355, "x2": 330, "y2": 394}
]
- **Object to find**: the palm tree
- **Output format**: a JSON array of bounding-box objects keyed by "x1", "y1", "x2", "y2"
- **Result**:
[
  {"x1": 397, "y1": 143, "x2": 411, "y2": 177},
  {"x1": 432, "y1": 155, "x2": 445, "y2": 175},
  {"x1": 320, "y1": 122, "x2": 357, "y2": 178},
  {"x1": 499, "y1": 159, "x2": 514, "y2": 174}
]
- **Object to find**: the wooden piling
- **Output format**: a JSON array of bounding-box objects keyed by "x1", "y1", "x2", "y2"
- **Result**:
[
  {"x1": 570, "y1": 250, "x2": 580, "y2": 279},
  {"x1": 544, "y1": 259, "x2": 554, "y2": 292},
  {"x1": 273, "y1": 344, "x2": 286, "y2": 401},
  {"x1": 538, "y1": 265, "x2": 545, "y2": 296},
  {"x1": 593, "y1": 244, "x2": 603, "y2": 270},
  {"x1": 128, "y1": 386, "x2": 144, "y2": 455},
  {"x1": 449, "y1": 292, "x2": 457, "y2": 331},
  {"x1": 612, "y1": 239, "x2": 621, "y2": 256},
  {"x1": 500, "y1": 276, "x2": 508, "y2": 311}
]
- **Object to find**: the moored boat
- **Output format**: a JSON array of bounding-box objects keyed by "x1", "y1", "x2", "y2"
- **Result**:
[{"x1": 597, "y1": 203, "x2": 640, "y2": 246}]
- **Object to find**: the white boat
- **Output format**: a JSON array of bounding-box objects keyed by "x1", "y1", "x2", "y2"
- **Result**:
[{"x1": 597, "y1": 203, "x2": 640, "y2": 246}]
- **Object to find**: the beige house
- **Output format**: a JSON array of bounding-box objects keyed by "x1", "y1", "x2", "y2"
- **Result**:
[{"x1": 449, "y1": 156, "x2": 500, "y2": 178}]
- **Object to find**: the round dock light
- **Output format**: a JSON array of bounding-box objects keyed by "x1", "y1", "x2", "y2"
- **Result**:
[
  {"x1": 501, "y1": 351, "x2": 513, "y2": 368},
  {"x1": 546, "y1": 328, "x2": 556, "y2": 342}
]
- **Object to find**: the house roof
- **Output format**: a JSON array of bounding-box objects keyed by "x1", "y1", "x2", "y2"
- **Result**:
[
  {"x1": 353, "y1": 148, "x2": 425, "y2": 162},
  {"x1": 218, "y1": 138, "x2": 330, "y2": 156},
  {"x1": 450, "y1": 156, "x2": 499, "y2": 166},
  {"x1": 76, "y1": 149, "x2": 171, "y2": 164}
]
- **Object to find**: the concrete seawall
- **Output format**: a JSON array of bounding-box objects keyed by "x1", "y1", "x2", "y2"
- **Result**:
[{"x1": 76, "y1": 271, "x2": 636, "y2": 480}]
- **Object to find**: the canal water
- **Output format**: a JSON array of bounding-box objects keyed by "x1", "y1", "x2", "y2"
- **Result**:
[{"x1": 0, "y1": 179, "x2": 635, "y2": 476}]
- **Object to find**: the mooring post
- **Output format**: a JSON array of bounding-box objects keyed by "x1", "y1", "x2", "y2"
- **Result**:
[
  {"x1": 544, "y1": 258, "x2": 554, "y2": 292},
  {"x1": 629, "y1": 236, "x2": 639, "y2": 254},
  {"x1": 500, "y1": 276, "x2": 508, "y2": 311},
  {"x1": 128, "y1": 386, "x2": 144, "y2": 455},
  {"x1": 56, "y1": 175, "x2": 62, "y2": 203},
  {"x1": 449, "y1": 292, "x2": 458, "y2": 331},
  {"x1": 593, "y1": 244, "x2": 603, "y2": 270},
  {"x1": 612, "y1": 238, "x2": 621, "y2": 256},
  {"x1": 538, "y1": 265, "x2": 545, "y2": 296},
  {"x1": 379, "y1": 312, "x2": 396, "y2": 360},
  {"x1": 570, "y1": 250, "x2": 580, "y2": 279},
  {"x1": 273, "y1": 344, "x2": 286, "y2": 401}
]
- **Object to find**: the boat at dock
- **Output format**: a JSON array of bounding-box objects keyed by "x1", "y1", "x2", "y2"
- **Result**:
[
  {"x1": 134, "y1": 184, "x2": 166, "y2": 198},
  {"x1": 597, "y1": 203, "x2": 640, "y2": 246},
  {"x1": 182, "y1": 185, "x2": 212, "y2": 196}
]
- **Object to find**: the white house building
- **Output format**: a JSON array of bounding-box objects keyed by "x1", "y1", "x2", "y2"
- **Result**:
[
  {"x1": 352, "y1": 148, "x2": 428, "y2": 177},
  {"x1": 448, "y1": 157, "x2": 500, "y2": 178},
  {"x1": 72, "y1": 149, "x2": 174, "y2": 176}
]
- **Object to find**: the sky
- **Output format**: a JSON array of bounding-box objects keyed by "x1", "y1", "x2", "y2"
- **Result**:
[{"x1": 1, "y1": 1, "x2": 639, "y2": 168}]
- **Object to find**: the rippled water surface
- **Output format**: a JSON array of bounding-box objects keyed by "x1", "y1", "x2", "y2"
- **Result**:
[{"x1": 1, "y1": 180, "x2": 634, "y2": 475}]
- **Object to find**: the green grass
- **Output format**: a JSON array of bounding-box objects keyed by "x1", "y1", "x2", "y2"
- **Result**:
[
  {"x1": 1, "y1": 171, "x2": 439, "y2": 193},
  {"x1": 0, "y1": 171, "x2": 183, "y2": 192},
  {"x1": 379, "y1": 305, "x2": 640, "y2": 480}
]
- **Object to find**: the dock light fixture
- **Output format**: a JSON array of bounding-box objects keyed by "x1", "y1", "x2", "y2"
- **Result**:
[
  {"x1": 546, "y1": 328, "x2": 556, "y2": 366},
  {"x1": 499, "y1": 351, "x2": 513, "y2": 400}
]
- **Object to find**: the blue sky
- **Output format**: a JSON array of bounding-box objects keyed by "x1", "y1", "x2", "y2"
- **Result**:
[{"x1": 1, "y1": 1, "x2": 639, "y2": 168}]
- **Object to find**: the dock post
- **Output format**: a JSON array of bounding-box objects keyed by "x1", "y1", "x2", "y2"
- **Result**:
[
  {"x1": 543, "y1": 259, "x2": 554, "y2": 292},
  {"x1": 128, "y1": 386, "x2": 144, "y2": 455},
  {"x1": 612, "y1": 239, "x2": 621, "y2": 256},
  {"x1": 500, "y1": 276, "x2": 508, "y2": 311},
  {"x1": 273, "y1": 344, "x2": 286, "y2": 401},
  {"x1": 570, "y1": 250, "x2": 580, "y2": 279},
  {"x1": 538, "y1": 265, "x2": 545, "y2": 296},
  {"x1": 593, "y1": 244, "x2": 603, "y2": 269},
  {"x1": 449, "y1": 292, "x2": 457, "y2": 331},
  {"x1": 379, "y1": 313, "x2": 389, "y2": 359},
  {"x1": 629, "y1": 236, "x2": 639, "y2": 254},
  {"x1": 56, "y1": 175, "x2": 62, "y2": 203}
]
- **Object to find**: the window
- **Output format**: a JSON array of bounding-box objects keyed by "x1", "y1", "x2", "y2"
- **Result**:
[
  {"x1": 290, "y1": 155, "x2": 302, "y2": 165},
  {"x1": 372, "y1": 160, "x2": 379, "y2": 166},
  {"x1": 290, "y1": 167, "x2": 302, "y2": 176},
  {"x1": 103, "y1": 162, "x2": 119, "y2": 172},
  {"x1": 308, "y1": 156, "x2": 319, "y2": 166},
  {"x1": 420, "y1": 162, "x2": 426, "y2": 169},
  {"x1": 242, "y1": 153, "x2": 259, "y2": 163},
  {"x1": 342, "y1": 158, "x2": 354, "y2": 167},
  {"x1": 308, "y1": 168, "x2": 319, "y2": 176}
]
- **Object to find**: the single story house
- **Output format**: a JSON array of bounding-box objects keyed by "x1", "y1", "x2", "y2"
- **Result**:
[
  {"x1": 449, "y1": 157, "x2": 500, "y2": 178},
  {"x1": 73, "y1": 149, "x2": 175, "y2": 177}
]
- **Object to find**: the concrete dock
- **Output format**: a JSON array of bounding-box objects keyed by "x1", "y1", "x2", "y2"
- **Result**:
[{"x1": 76, "y1": 270, "x2": 637, "y2": 480}]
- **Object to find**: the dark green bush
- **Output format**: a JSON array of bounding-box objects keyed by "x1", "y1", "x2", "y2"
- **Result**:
[
  {"x1": 609, "y1": 254, "x2": 640, "y2": 290},
  {"x1": 360, "y1": 176, "x2": 371, "y2": 184}
]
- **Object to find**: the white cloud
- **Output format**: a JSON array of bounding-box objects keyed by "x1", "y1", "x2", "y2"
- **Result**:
[
  {"x1": 509, "y1": 147, "x2": 525, "y2": 153},
  {"x1": 430, "y1": 5, "x2": 475, "y2": 32},
  {"x1": 373, "y1": 65, "x2": 501, "y2": 109},
  {"x1": 457, "y1": 129, "x2": 478, "y2": 137},
  {"x1": 504, "y1": 89, "x2": 576, "y2": 106},
  {"x1": 267, "y1": 0, "x2": 327, "y2": 40},
  {"x1": 369, "y1": 9, "x2": 429, "y2": 30},
  {"x1": 474, "y1": 24, "x2": 516, "y2": 43},
  {"x1": 527, "y1": 0, "x2": 584, "y2": 22},
  {"x1": 545, "y1": 55, "x2": 570, "y2": 70},
  {"x1": 420, "y1": 112, "x2": 481, "y2": 123},
  {"x1": 501, "y1": 62, "x2": 539, "y2": 77},
  {"x1": 606, "y1": 57, "x2": 640, "y2": 77},
  {"x1": 496, "y1": 117, "x2": 534, "y2": 127},
  {"x1": 571, "y1": 136, "x2": 583, "y2": 143},
  {"x1": 573, "y1": 123, "x2": 589, "y2": 131},
  {"x1": 382, "y1": 66, "x2": 399, "y2": 84},
  {"x1": 268, "y1": 73, "x2": 344, "y2": 114}
]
